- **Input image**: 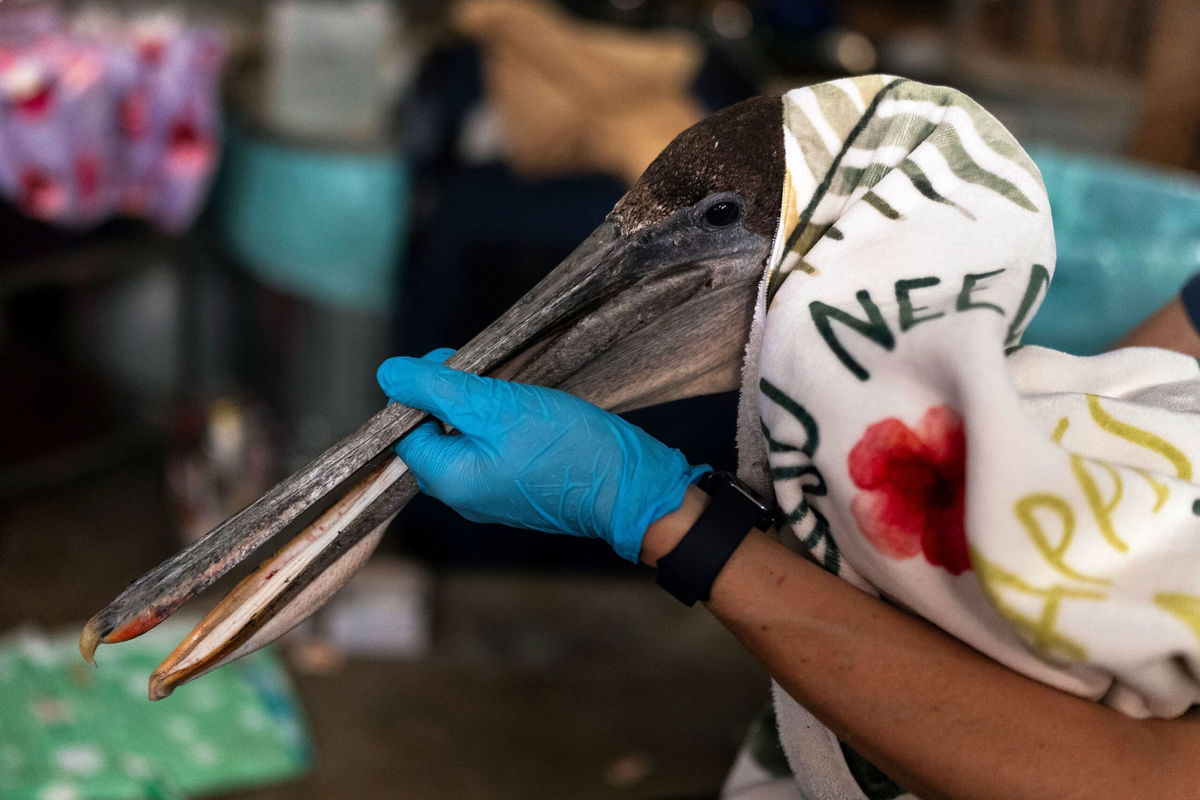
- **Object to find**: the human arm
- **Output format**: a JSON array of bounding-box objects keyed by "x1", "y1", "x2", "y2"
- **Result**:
[
  {"x1": 1115, "y1": 298, "x2": 1200, "y2": 356},
  {"x1": 645, "y1": 492, "x2": 1200, "y2": 800},
  {"x1": 1116, "y1": 274, "x2": 1200, "y2": 356},
  {"x1": 378, "y1": 353, "x2": 1200, "y2": 800}
]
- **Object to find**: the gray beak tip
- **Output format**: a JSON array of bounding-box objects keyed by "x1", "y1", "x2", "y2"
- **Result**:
[
  {"x1": 78, "y1": 619, "x2": 104, "y2": 666},
  {"x1": 147, "y1": 676, "x2": 175, "y2": 701}
]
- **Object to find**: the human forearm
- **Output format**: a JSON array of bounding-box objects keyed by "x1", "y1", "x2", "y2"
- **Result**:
[
  {"x1": 378, "y1": 349, "x2": 1200, "y2": 800},
  {"x1": 1116, "y1": 297, "x2": 1200, "y2": 356},
  {"x1": 644, "y1": 499, "x2": 1198, "y2": 800}
]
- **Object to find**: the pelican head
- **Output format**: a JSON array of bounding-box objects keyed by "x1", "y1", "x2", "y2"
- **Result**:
[{"x1": 81, "y1": 94, "x2": 785, "y2": 698}]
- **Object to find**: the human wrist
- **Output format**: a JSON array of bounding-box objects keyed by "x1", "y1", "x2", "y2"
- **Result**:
[{"x1": 639, "y1": 484, "x2": 711, "y2": 566}]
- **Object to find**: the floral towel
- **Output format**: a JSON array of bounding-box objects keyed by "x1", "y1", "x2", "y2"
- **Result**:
[
  {"x1": 732, "y1": 75, "x2": 1200, "y2": 800},
  {"x1": 0, "y1": 8, "x2": 225, "y2": 232}
]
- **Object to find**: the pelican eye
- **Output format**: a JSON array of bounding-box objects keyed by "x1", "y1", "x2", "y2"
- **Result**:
[{"x1": 703, "y1": 200, "x2": 741, "y2": 228}]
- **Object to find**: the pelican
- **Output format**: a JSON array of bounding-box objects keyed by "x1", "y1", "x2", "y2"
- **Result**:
[{"x1": 80, "y1": 94, "x2": 785, "y2": 698}]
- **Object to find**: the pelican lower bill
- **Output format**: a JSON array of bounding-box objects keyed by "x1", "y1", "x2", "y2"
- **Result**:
[{"x1": 146, "y1": 457, "x2": 411, "y2": 699}]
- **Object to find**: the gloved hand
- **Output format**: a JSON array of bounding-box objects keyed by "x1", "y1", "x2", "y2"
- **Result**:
[{"x1": 376, "y1": 349, "x2": 709, "y2": 562}]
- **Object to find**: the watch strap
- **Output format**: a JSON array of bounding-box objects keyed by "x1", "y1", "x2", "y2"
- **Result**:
[{"x1": 655, "y1": 472, "x2": 773, "y2": 606}]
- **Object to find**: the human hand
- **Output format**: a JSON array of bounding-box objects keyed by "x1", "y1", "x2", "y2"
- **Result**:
[{"x1": 376, "y1": 349, "x2": 709, "y2": 562}]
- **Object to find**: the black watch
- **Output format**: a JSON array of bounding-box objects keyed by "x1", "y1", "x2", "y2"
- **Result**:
[{"x1": 655, "y1": 471, "x2": 780, "y2": 607}]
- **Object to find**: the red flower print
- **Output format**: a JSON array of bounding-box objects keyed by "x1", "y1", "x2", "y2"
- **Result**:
[
  {"x1": 75, "y1": 154, "x2": 101, "y2": 202},
  {"x1": 19, "y1": 169, "x2": 65, "y2": 219},
  {"x1": 15, "y1": 83, "x2": 53, "y2": 117},
  {"x1": 4, "y1": 60, "x2": 54, "y2": 119},
  {"x1": 848, "y1": 405, "x2": 970, "y2": 574},
  {"x1": 119, "y1": 90, "x2": 150, "y2": 139},
  {"x1": 138, "y1": 38, "x2": 167, "y2": 66},
  {"x1": 62, "y1": 53, "x2": 102, "y2": 92},
  {"x1": 166, "y1": 119, "x2": 215, "y2": 176}
]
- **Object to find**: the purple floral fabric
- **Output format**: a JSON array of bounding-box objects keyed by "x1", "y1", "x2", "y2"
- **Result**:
[{"x1": 0, "y1": 9, "x2": 225, "y2": 232}]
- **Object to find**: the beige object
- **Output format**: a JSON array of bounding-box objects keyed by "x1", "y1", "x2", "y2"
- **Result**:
[{"x1": 453, "y1": 0, "x2": 707, "y2": 184}]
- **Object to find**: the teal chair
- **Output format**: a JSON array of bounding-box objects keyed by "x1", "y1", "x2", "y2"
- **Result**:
[
  {"x1": 213, "y1": 124, "x2": 409, "y2": 313},
  {"x1": 1025, "y1": 147, "x2": 1200, "y2": 355}
]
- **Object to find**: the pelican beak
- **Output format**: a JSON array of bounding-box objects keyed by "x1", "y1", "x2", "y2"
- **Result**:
[{"x1": 81, "y1": 211, "x2": 771, "y2": 698}]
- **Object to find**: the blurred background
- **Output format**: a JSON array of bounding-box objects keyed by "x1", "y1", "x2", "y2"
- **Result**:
[{"x1": 2, "y1": 0, "x2": 1200, "y2": 798}]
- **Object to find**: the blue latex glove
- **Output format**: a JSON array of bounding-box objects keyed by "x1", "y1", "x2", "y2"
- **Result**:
[{"x1": 376, "y1": 349, "x2": 709, "y2": 562}]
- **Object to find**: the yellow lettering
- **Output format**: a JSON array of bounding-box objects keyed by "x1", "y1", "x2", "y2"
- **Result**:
[
  {"x1": 1135, "y1": 469, "x2": 1170, "y2": 512},
  {"x1": 1155, "y1": 593, "x2": 1200, "y2": 644},
  {"x1": 1014, "y1": 494, "x2": 1110, "y2": 585},
  {"x1": 1087, "y1": 394, "x2": 1192, "y2": 481},
  {"x1": 1069, "y1": 456, "x2": 1127, "y2": 552},
  {"x1": 973, "y1": 549, "x2": 1105, "y2": 662}
]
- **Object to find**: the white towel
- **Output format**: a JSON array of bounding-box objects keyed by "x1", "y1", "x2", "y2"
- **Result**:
[{"x1": 733, "y1": 75, "x2": 1200, "y2": 800}]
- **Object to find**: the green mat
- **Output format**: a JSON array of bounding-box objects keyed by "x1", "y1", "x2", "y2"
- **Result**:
[{"x1": 0, "y1": 620, "x2": 312, "y2": 799}]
